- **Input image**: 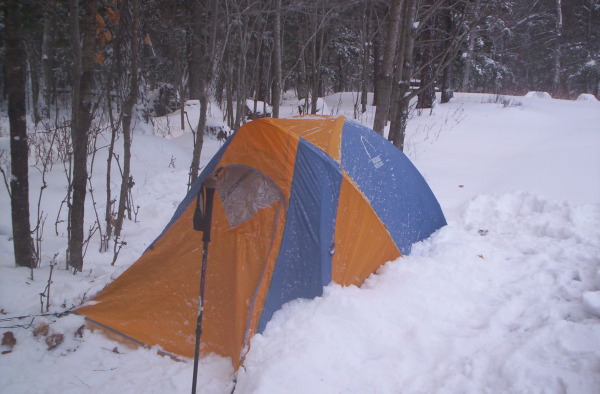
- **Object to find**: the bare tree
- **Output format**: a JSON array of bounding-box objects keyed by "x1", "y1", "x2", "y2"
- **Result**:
[
  {"x1": 189, "y1": 0, "x2": 219, "y2": 185},
  {"x1": 372, "y1": 0, "x2": 404, "y2": 135},
  {"x1": 552, "y1": 0, "x2": 563, "y2": 97},
  {"x1": 416, "y1": 1, "x2": 438, "y2": 110},
  {"x1": 460, "y1": 0, "x2": 479, "y2": 92},
  {"x1": 271, "y1": 0, "x2": 283, "y2": 118},
  {"x1": 387, "y1": 0, "x2": 418, "y2": 150},
  {"x1": 68, "y1": 0, "x2": 98, "y2": 272},
  {"x1": 114, "y1": 0, "x2": 140, "y2": 239},
  {"x1": 40, "y1": 7, "x2": 56, "y2": 119},
  {"x1": 5, "y1": 0, "x2": 36, "y2": 269},
  {"x1": 359, "y1": 1, "x2": 373, "y2": 114},
  {"x1": 388, "y1": 0, "x2": 471, "y2": 150}
]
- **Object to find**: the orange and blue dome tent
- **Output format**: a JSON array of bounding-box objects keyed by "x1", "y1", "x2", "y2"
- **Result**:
[{"x1": 77, "y1": 116, "x2": 446, "y2": 368}]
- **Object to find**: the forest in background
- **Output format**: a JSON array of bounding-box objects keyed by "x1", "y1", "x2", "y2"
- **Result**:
[
  {"x1": 3, "y1": 1, "x2": 599, "y2": 129},
  {"x1": 1, "y1": 0, "x2": 599, "y2": 272}
]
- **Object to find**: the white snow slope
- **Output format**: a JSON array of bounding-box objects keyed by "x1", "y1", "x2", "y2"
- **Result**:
[{"x1": 1, "y1": 93, "x2": 599, "y2": 393}]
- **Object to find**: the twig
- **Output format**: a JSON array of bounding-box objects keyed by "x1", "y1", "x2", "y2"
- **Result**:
[
  {"x1": 74, "y1": 377, "x2": 91, "y2": 389},
  {"x1": 111, "y1": 237, "x2": 126, "y2": 266},
  {"x1": 87, "y1": 132, "x2": 105, "y2": 251},
  {"x1": 0, "y1": 318, "x2": 35, "y2": 330},
  {"x1": 82, "y1": 222, "x2": 99, "y2": 259},
  {"x1": 0, "y1": 153, "x2": 11, "y2": 199}
]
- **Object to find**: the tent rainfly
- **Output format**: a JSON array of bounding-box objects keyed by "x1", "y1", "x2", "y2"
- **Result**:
[{"x1": 77, "y1": 116, "x2": 446, "y2": 369}]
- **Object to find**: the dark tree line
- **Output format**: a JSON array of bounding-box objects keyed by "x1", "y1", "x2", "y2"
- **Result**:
[{"x1": 1, "y1": 0, "x2": 598, "y2": 271}]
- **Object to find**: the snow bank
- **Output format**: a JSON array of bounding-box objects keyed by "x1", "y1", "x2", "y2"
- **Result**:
[
  {"x1": 3, "y1": 193, "x2": 595, "y2": 394},
  {"x1": 583, "y1": 291, "x2": 600, "y2": 317},
  {"x1": 524, "y1": 91, "x2": 552, "y2": 99},
  {"x1": 576, "y1": 93, "x2": 599, "y2": 102},
  {"x1": 245, "y1": 99, "x2": 272, "y2": 117},
  {"x1": 297, "y1": 97, "x2": 330, "y2": 115},
  {"x1": 409, "y1": 92, "x2": 600, "y2": 213},
  {"x1": 1, "y1": 92, "x2": 600, "y2": 393},
  {"x1": 153, "y1": 100, "x2": 228, "y2": 139},
  {"x1": 235, "y1": 192, "x2": 600, "y2": 393}
]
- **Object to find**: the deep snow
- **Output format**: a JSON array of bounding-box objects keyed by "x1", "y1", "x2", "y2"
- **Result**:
[{"x1": 1, "y1": 92, "x2": 599, "y2": 393}]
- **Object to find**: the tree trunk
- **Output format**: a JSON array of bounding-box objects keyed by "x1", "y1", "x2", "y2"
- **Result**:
[
  {"x1": 188, "y1": 0, "x2": 203, "y2": 100},
  {"x1": 190, "y1": 82, "x2": 206, "y2": 183},
  {"x1": 235, "y1": 17, "x2": 249, "y2": 128},
  {"x1": 190, "y1": 90, "x2": 206, "y2": 184},
  {"x1": 417, "y1": 3, "x2": 437, "y2": 109},
  {"x1": 461, "y1": 0, "x2": 479, "y2": 92},
  {"x1": 226, "y1": 53, "x2": 235, "y2": 129},
  {"x1": 271, "y1": 0, "x2": 282, "y2": 118},
  {"x1": 6, "y1": 0, "x2": 35, "y2": 269},
  {"x1": 372, "y1": 36, "x2": 380, "y2": 106},
  {"x1": 360, "y1": 2, "x2": 371, "y2": 113},
  {"x1": 68, "y1": 0, "x2": 97, "y2": 272},
  {"x1": 190, "y1": 0, "x2": 217, "y2": 183},
  {"x1": 372, "y1": 0, "x2": 404, "y2": 135},
  {"x1": 115, "y1": 0, "x2": 139, "y2": 239},
  {"x1": 26, "y1": 46, "x2": 41, "y2": 125},
  {"x1": 189, "y1": 0, "x2": 207, "y2": 184},
  {"x1": 552, "y1": 0, "x2": 563, "y2": 98},
  {"x1": 388, "y1": 0, "x2": 418, "y2": 150},
  {"x1": 255, "y1": 38, "x2": 266, "y2": 103},
  {"x1": 41, "y1": 10, "x2": 55, "y2": 119},
  {"x1": 104, "y1": 76, "x2": 117, "y2": 251},
  {"x1": 251, "y1": 34, "x2": 264, "y2": 112},
  {"x1": 440, "y1": 61, "x2": 454, "y2": 103},
  {"x1": 440, "y1": 9, "x2": 455, "y2": 104},
  {"x1": 310, "y1": 7, "x2": 322, "y2": 115}
]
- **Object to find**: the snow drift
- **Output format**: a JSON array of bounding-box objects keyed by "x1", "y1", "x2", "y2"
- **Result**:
[{"x1": 1, "y1": 92, "x2": 599, "y2": 393}]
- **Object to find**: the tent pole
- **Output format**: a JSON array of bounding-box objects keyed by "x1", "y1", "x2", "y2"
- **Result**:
[{"x1": 191, "y1": 177, "x2": 217, "y2": 394}]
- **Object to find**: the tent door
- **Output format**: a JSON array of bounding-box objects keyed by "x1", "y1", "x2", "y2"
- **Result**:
[{"x1": 203, "y1": 165, "x2": 285, "y2": 367}]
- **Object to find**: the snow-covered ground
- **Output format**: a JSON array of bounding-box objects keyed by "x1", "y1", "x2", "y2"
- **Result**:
[{"x1": 1, "y1": 92, "x2": 599, "y2": 393}]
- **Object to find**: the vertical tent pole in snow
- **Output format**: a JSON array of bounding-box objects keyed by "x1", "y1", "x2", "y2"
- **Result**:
[{"x1": 191, "y1": 176, "x2": 217, "y2": 394}]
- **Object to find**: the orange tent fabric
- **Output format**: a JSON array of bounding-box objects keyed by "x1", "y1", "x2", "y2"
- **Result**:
[{"x1": 77, "y1": 116, "x2": 446, "y2": 369}]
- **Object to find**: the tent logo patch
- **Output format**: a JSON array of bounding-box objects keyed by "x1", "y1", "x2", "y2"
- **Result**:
[
  {"x1": 370, "y1": 155, "x2": 383, "y2": 169},
  {"x1": 360, "y1": 136, "x2": 384, "y2": 169}
]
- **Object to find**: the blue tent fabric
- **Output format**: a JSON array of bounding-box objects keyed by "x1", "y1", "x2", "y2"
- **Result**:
[
  {"x1": 340, "y1": 120, "x2": 447, "y2": 254},
  {"x1": 258, "y1": 139, "x2": 342, "y2": 332}
]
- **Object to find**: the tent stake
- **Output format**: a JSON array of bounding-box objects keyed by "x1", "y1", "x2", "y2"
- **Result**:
[{"x1": 191, "y1": 177, "x2": 217, "y2": 394}]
